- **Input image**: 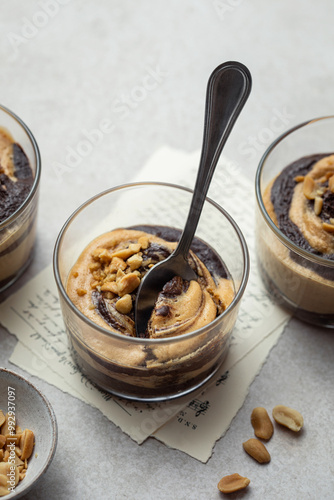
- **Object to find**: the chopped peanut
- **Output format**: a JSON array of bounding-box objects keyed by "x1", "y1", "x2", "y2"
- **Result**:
[
  {"x1": 314, "y1": 196, "x2": 323, "y2": 216},
  {"x1": 0, "y1": 410, "x2": 34, "y2": 496},
  {"x1": 92, "y1": 248, "x2": 113, "y2": 262},
  {"x1": 303, "y1": 175, "x2": 317, "y2": 200},
  {"x1": 323, "y1": 222, "x2": 334, "y2": 233},
  {"x1": 116, "y1": 269, "x2": 125, "y2": 280},
  {"x1": 89, "y1": 262, "x2": 101, "y2": 272},
  {"x1": 20, "y1": 430, "x2": 34, "y2": 460},
  {"x1": 127, "y1": 253, "x2": 143, "y2": 271},
  {"x1": 111, "y1": 243, "x2": 141, "y2": 260},
  {"x1": 138, "y1": 236, "x2": 149, "y2": 249},
  {"x1": 117, "y1": 273, "x2": 141, "y2": 296},
  {"x1": 115, "y1": 294, "x2": 133, "y2": 314},
  {"x1": 100, "y1": 281, "x2": 119, "y2": 294},
  {"x1": 108, "y1": 257, "x2": 127, "y2": 273},
  {"x1": 329, "y1": 174, "x2": 334, "y2": 192}
]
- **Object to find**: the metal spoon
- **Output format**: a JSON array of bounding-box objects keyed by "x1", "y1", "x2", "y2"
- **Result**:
[{"x1": 135, "y1": 61, "x2": 252, "y2": 337}]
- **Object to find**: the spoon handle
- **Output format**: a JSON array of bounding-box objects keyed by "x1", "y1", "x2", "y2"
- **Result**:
[{"x1": 173, "y1": 61, "x2": 252, "y2": 258}]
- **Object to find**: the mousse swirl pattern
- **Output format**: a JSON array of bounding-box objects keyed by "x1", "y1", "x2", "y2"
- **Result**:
[
  {"x1": 66, "y1": 227, "x2": 234, "y2": 339},
  {"x1": 263, "y1": 153, "x2": 334, "y2": 276}
]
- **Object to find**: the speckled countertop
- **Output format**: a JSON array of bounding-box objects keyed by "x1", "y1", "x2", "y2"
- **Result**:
[{"x1": 0, "y1": 1, "x2": 334, "y2": 499}]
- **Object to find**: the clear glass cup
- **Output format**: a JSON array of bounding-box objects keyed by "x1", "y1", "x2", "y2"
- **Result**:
[
  {"x1": 54, "y1": 182, "x2": 249, "y2": 401},
  {"x1": 0, "y1": 105, "x2": 41, "y2": 293},
  {"x1": 256, "y1": 116, "x2": 334, "y2": 327}
]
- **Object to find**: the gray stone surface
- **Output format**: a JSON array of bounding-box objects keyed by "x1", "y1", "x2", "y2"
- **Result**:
[{"x1": 0, "y1": 1, "x2": 334, "y2": 498}]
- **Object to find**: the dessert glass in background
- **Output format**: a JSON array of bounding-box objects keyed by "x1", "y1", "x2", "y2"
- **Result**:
[
  {"x1": 54, "y1": 182, "x2": 249, "y2": 401},
  {"x1": 0, "y1": 105, "x2": 41, "y2": 293},
  {"x1": 256, "y1": 116, "x2": 334, "y2": 328}
]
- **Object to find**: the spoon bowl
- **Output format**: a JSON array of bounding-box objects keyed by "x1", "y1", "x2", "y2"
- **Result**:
[{"x1": 135, "y1": 61, "x2": 252, "y2": 337}]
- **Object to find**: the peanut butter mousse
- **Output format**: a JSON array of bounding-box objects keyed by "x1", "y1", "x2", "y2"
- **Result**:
[
  {"x1": 260, "y1": 153, "x2": 334, "y2": 318},
  {"x1": 0, "y1": 127, "x2": 35, "y2": 289},
  {"x1": 264, "y1": 153, "x2": 334, "y2": 263},
  {"x1": 67, "y1": 228, "x2": 234, "y2": 339},
  {"x1": 64, "y1": 226, "x2": 236, "y2": 398}
]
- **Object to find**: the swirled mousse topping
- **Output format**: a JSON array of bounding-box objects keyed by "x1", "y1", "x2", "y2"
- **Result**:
[
  {"x1": 264, "y1": 153, "x2": 334, "y2": 260},
  {"x1": 66, "y1": 228, "x2": 234, "y2": 339},
  {"x1": 0, "y1": 127, "x2": 33, "y2": 224}
]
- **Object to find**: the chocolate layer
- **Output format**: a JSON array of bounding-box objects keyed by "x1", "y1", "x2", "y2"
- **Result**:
[
  {"x1": 0, "y1": 141, "x2": 33, "y2": 224},
  {"x1": 130, "y1": 224, "x2": 229, "y2": 280}
]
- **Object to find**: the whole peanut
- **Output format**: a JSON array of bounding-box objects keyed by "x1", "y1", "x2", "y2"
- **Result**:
[
  {"x1": 243, "y1": 438, "x2": 271, "y2": 463},
  {"x1": 251, "y1": 407, "x2": 274, "y2": 440},
  {"x1": 272, "y1": 405, "x2": 304, "y2": 432},
  {"x1": 217, "y1": 473, "x2": 250, "y2": 494}
]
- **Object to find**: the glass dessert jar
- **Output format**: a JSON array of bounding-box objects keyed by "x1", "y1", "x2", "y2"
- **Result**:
[
  {"x1": 256, "y1": 116, "x2": 334, "y2": 327},
  {"x1": 54, "y1": 182, "x2": 249, "y2": 401},
  {"x1": 0, "y1": 105, "x2": 41, "y2": 293}
]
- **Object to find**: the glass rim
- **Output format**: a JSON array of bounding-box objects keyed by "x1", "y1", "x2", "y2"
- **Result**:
[
  {"x1": 0, "y1": 104, "x2": 41, "y2": 230},
  {"x1": 53, "y1": 181, "x2": 250, "y2": 346},
  {"x1": 255, "y1": 115, "x2": 334, "y2": 268}
]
